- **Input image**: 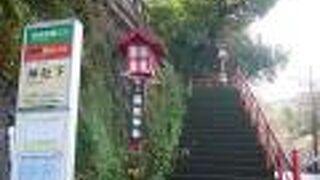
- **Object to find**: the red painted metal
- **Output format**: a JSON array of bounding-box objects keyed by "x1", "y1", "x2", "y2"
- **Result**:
[
  {"x1": 292, "y1": 150, "x2": 301, "y2": 180},
  {"x1": 230, "y1": 67, "x2": 300, "y2": 180},
  {"x1": 276, "y1": 149, "x2": 284, "y2": 180},
  {"x1": 129, "y1": 138, "x2": 143, "y2": 152}
]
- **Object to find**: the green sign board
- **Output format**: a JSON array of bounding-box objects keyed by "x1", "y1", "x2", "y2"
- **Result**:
[{"x1": 26, "y1": 24, "x2": 73, "y2": 45}]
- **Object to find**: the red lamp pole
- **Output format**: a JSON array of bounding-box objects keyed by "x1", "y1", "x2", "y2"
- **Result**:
[{"x1": 119, "y1": 29, "x2": 164, "y2": 179}]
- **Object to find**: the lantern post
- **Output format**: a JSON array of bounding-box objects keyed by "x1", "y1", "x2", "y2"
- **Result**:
[{"x1": 119, "y1": 29, "x2": 164, "y2": 179}]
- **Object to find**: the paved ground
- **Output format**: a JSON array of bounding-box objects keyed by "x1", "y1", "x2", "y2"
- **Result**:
[
  {"x1": 279, "y1": 172, "x2": 320, "y2": 180},
  {"x1": 301, "y1": 174, "x2": 320, "y2": 180},
  {"x1": 0, "y1": 126, "x2": 9, "y2": 180}
]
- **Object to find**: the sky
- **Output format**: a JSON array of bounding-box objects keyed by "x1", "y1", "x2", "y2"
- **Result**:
[{"x1": 249, "y1": 0, "x2": 320, "y2": 102}]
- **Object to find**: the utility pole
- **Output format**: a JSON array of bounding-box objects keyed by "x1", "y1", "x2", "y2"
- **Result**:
[{"x1": 309, "y1": 67, "x2": 319, "y2": 173}]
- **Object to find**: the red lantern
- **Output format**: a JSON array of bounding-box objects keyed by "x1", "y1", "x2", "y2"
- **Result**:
[
  {"x1": 128, "y1": 45, "x2": 151, "y2": 76},
  {"x1": 119, "y1": 29, "x2": 165, "y2": 79}
]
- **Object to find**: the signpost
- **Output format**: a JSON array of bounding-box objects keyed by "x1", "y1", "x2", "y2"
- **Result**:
[{"x1": 12, "y1": 19, "x2": 83, "y2": 180}]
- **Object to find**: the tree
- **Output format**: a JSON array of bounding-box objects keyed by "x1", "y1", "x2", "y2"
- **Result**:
[
  {"x1": 0, "y1": 0, "x2": 32, "y2": 83},
  {"x1": 230, "y1": 32, "x2": 288, "y2": 80},
  {"x1": 146, "y1": 0, "x2": 285, "y2": 79},
  {"x1": 0, "y1": 1, "x2": 187, "y2": 179}
]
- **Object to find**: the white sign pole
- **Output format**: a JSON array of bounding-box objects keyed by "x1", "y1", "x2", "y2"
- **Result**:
[{"x1": 12, "y1": 19, "x2": 83, "y2": 180}]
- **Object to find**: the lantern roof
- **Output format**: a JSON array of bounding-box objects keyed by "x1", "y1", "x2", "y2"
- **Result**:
[{"x1": 119, "y1": 28, "x2": 166, "y2": 58}]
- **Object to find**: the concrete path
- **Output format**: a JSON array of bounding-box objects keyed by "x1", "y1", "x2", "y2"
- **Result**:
[{"x1": 0, "y1": 126, "x2": 9, "y2": 180}]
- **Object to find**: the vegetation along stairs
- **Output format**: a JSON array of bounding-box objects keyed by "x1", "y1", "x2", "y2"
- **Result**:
[{"x1": 170, "y1": 85, "x2": 273, "y2": 180}]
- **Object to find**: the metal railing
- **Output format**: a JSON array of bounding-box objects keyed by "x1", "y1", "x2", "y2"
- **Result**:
[{"x1": 230, "y1": 67, "x2": 301, "y2": 180}]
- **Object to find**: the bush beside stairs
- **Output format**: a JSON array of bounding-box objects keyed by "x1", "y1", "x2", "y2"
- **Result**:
[{"x1": 170, "y1": 85, "x2": 274, "y2": 180}]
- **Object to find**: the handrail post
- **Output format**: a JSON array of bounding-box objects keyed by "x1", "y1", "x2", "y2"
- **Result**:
[
  {"x1": 276, "y1": 149, "x2": 284, "y2": 180},
  {"x1": 292, "y1": 149, "x2": 301, "y2": 180}
]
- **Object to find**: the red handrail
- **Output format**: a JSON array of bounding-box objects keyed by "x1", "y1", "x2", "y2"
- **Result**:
[{"x1": 230, "y1": 68, "x2": 299, "y2": 180}]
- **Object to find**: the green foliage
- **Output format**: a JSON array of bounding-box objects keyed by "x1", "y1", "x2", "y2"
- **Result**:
[
  {"x1": 1, "y1": 1, "x2": 131, "y2": 179},
  {"x1": 77, "y1": 67, "x2": 127, "y2": 180},
  {"x1": 147, "y1": 0, "x2": 221, "y2": 75},
  {"x1": 147, "y1": 0, "x2": 283, "y2": 78},
  {"x1": 1, "y1": 1, "x2": 187, "y2": 179},
  {"x1": 145, "y1": 62, "x2": 186, "y2": 179},
  {"x1": 1, "y1": 0, "x2": 283, "y2": 179},
  {"x1": 0, "y1": 0, "x2": 33, "y2": 82},
  {"x1": 76, "y1": 31, "x2": 128, "y2": 180},
  {"x1": 232, "y1": 32, "x2": 288, "y2": 80},
  {"x1": 22, "y1": 0, "x2": 73, "y2": 18},
  {"x1": 250, "y1": 0, "x2": 278, "y2": 16}
]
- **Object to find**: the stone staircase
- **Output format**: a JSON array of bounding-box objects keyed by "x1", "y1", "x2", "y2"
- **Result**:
[{"x1": 170, "y1": 86, "x2": 273, "y2": 180}]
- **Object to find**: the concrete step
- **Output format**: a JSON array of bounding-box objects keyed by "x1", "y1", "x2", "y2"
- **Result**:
[
  {"x1": 181, "y1": 128, "x2": 256, "y2": 135},
  {"x1": 179, "y1": 147, "x2": 264, "y2": 157},
  {"x1": 170, "y1": 86, "x2": 271, "y2": 180},
  {"x1": 171, "y1": 174, "x2": 272, "y2": 180},
  {"x1": 176, "y1": 164, "x2": 268, "y2": 176},
  {"x1": 184, "y1": 156, "x2": 265, "y2": 166}
]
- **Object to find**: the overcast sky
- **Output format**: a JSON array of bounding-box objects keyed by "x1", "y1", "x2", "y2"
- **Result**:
[{"x1": 249, "y1": 0, "x2": 320, "y2": 102}]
